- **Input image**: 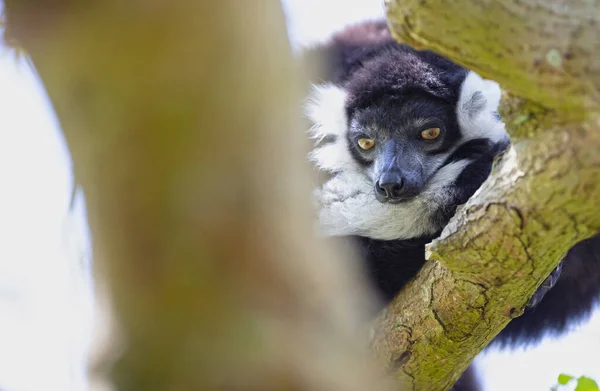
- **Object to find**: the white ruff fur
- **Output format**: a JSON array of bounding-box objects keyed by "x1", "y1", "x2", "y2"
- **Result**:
[
  {"x1": 457, "y1": 72, "x2": 507, "y2": 144},
  {"x1": 315, "y1": 160, "x2": 470, "y2": 240},
  {"x1": 305, "y1": 72, "x2": 507, "y2": 240}
]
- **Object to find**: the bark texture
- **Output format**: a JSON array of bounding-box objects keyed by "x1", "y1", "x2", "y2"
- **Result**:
[
  {"x1": 3, "y1": 2, "x2": 389, "y2": 391},
  {"x1": 385, "y1": 0, "x2": 600, "y2": 116},
  {"x1": 373, "y1": 1, "x2": 600, "y2": 390}
]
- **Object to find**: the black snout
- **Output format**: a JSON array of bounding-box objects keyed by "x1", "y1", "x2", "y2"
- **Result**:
[
  {"x1": 375, "y1": 167, "x2": 410, "y2": 203},
  {"x1": 375, "y1": 180, "x2": 404, "y2": 202},
  {"x1": 375, "y1": 140, "x2": 423, "y2": 203}
]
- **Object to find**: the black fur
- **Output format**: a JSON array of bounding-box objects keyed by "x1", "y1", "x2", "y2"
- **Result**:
[
  {"x1": 434, "y1": 138, "x2": 509, "y2": 227},
  {"x1": 495, "y1": 234, "x2": 600, "y2": 346},
  {"x1": 304, "y1": 20, "x2": 600, "y2": 390},
  {"x1": 451, "y1": 366, "x2": 481, "y2": 391},
  {"x1": 353, "y1": 235, "x2": 435, "y2": 304}
]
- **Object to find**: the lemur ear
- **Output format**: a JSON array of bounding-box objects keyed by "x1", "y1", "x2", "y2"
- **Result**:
[
  {"x1": 456, "y1": 71, "x2": 507, "y2": 143},
  {"x1": 458, "y1": 71, "x2": 502, "y2": 117}
]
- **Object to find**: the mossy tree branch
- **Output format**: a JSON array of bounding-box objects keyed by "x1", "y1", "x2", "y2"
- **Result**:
[
  {"x1": 385, "y1": 0, "x2": 600, "y2": 116},
  {"x1": 373, "y1": 1, "x2": 600, "y2": 390}
]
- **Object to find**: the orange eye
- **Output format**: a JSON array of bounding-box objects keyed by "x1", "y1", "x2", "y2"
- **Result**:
[
  {"x1": 421, "y1": 127, "x2": 441, "y2": 140},
  {"x1": 358, "y1": 138, "x2": 375, "y2": 150}
]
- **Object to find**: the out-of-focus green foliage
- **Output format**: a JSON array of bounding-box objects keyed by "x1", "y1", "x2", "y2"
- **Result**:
[
  {"x1": 559, "y1": 374, "x2": 575, "y2": 385},
  {"x1": 555, "y1": 374, "x2": 599, "y2": 391}
]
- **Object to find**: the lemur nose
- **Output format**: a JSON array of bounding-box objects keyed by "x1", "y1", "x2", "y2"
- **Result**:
[{"x1": 375, "y1": 179, "x2": 404, "y2": 201}]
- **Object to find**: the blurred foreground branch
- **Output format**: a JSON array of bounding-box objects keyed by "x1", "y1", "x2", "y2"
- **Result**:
[{"x1": 4, "y1": 2, "x2": 389, "y2": 391}]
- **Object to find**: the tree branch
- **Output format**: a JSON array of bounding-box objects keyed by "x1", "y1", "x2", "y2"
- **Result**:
[
  {"x1": 4, "y1": 2, "x2": 389, "y2": 391},
  {"x1": 385, "y1": 0, "x2": 600, "y2": 116},
  {"x1": 373, "y1": 1, "x2": 600, "y2": 389}
]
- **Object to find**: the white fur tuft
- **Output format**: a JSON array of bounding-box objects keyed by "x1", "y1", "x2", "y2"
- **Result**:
[
  {"x1": 305, "y1": 83, "x2": 360, "y2": 173},
  {"x1": 457, "y1": 71, "x2": 507, "y2": 144},
  {"x1": 305, "y1": 83, "x2": 349, "y2": 141}
]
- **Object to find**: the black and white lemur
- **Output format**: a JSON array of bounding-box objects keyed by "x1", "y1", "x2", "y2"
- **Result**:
[{"x1": 302, "y1": 20, "x2": 600, "y2": 391}]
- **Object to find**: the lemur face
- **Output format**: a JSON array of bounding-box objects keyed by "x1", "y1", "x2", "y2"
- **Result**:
[
  {"x1": 305, "y1": 47, "x2": 508, "y2": 240},
  {"x1": 346, "y1": 93, "x2": 462, "y2": 204}
]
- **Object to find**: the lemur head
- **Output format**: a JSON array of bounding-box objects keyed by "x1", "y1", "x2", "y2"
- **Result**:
[{"x1": 305, "y1": 33, "x2": 509, "y2": 240}]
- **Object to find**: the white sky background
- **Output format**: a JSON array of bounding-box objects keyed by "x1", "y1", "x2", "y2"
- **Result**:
[
  {"x1": 0, "y1": 1, "x2": 598, "y2": 390},
  {"x1": 0, "y1": 53, "x2": 93, "y2": 390}
]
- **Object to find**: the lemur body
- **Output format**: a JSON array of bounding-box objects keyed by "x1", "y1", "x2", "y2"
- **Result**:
[{"x1": 304, "y1": 20, "x2": 600, "y2": 391}]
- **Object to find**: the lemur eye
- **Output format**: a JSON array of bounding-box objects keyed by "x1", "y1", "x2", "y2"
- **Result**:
[
  {"x1": 421, "y1": 127, "x2": 441, "y2": 140},
  {"x1": 358, "y1": 138, "x2": 375, "y2": 150}
]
